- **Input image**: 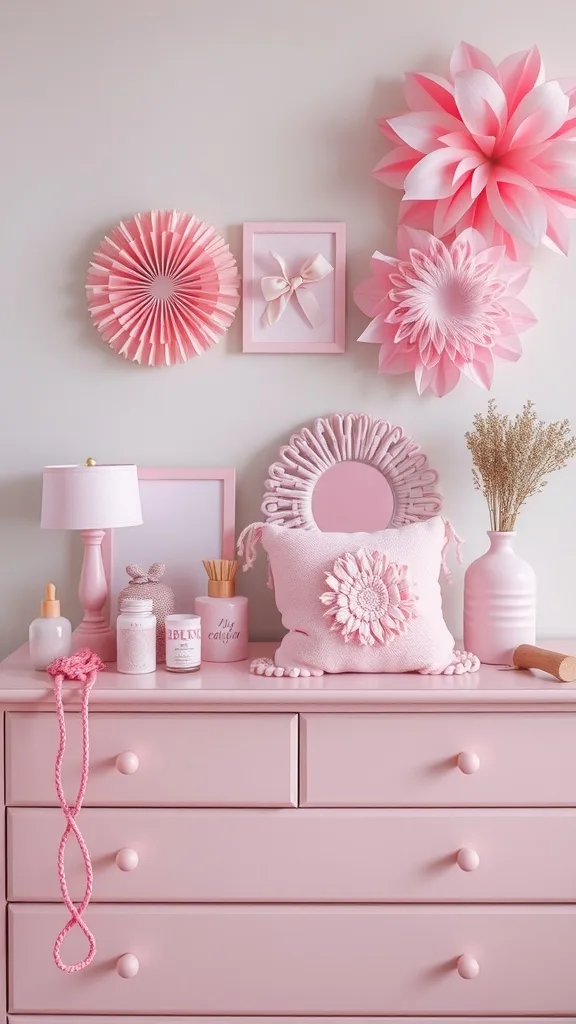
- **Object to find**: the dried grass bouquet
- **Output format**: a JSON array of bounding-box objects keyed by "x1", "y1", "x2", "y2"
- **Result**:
[{"x1": 465, "y1": 400, "x2": 576, "y2": 532}]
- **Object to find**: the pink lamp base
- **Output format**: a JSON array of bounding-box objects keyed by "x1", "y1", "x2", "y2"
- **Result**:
[
  {"x1": 74, "y1": 529, "x2": 117, "y2": 663},
  {"x1": 71, "y1": 624, "x2": 117, "y2": 663}
]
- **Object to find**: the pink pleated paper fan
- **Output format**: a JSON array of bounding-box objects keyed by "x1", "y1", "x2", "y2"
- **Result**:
[{"x1": 86, "y1": 210, "x2": 240, "y2": 366}]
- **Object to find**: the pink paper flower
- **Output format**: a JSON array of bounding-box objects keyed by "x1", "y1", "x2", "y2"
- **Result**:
[
  {"x1": 375, "y1": 42, "x2": 576, "y2": 257},
  {"x1": 354, "y1": 226, "x2": 536, "y2": 397},
  {"x1": 86, "y1": 210, "x2": 240, "y2": 366},
  {"x1": 320, "y1": 548, "x2": 418, "y2": 646}
]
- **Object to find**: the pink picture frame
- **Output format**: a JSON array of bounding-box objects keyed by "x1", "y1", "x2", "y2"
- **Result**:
[
  {"x1": 242, "y1": 221, "x2": 346, "y2": 354},
  {"x1": 103, "y1": 467, "x2": 235, "y2": 621}
]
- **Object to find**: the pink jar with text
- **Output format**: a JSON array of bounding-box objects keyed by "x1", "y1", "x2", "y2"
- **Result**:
[{"x1": 194, "y1": 560, "x2": 248, "y2": 663}]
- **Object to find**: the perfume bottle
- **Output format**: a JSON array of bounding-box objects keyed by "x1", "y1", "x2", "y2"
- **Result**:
[
  {"x1": 194, "y1": 559, "x2": 248, "y2": 663},
  {"x1": 29, "y1": 583, "x2": 72, "y2": 670}
]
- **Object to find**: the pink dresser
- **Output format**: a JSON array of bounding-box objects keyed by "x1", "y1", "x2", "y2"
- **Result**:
[{"x1": 0, "y1": 640, "x2": 575, "y2": 1023}]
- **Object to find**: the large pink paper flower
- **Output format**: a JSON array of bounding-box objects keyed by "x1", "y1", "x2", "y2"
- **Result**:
[
  {"x1": 320, "y1": 548, "x2": 418, "y2": 646},
  {"x1": 86, "y1": 210, "x2": 240, "y2": 366},
  {"x1": 375, "y1": 42, "x2": 576, "y2": 257},
  {"x1": 354, "y1": 227, "x2": 536, "y2": 397}
]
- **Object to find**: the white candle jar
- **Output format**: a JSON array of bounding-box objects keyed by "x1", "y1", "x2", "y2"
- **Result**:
[
  {"x1": 116, "y1": 598, "x2": 157, "y2": 674},
  {"x1": 165, "y1": 614, "x2": 201, "y2": 672}
]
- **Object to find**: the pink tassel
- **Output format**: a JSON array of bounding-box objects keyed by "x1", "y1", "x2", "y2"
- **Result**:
[
  {"x1": 237, "y1": 522, "x2": 265, "y2": 571},
  {"x1": 441, "y1": 518, "x2": 464, "y2": 583},
  {"x1": 47, "y1": 648, "x2": 105, "y2": 972}
]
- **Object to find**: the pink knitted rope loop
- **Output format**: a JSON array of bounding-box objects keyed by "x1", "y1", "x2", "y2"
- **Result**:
[{"x1": 47, "y1": 648, "x2": 105, "y2": 973}]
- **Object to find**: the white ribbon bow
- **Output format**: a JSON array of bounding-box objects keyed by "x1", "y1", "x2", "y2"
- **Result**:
[{"x1": 261, "y1": 251, "x2": 333, "y2": 328}]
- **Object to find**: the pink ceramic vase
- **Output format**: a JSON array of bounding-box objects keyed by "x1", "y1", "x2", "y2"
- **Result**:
[{"x1": 463, "y1": 531, "x2": 536, "y2": 665}]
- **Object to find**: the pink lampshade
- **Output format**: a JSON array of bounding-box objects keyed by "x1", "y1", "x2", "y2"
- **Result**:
[{"x1": 41, "y1": 464, "x2": 143, "y2": 531}]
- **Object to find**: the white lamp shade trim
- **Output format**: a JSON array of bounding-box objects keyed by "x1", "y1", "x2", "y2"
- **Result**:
[{"x1": 41, "y1": 464, "x2": 143, "y2": 531}]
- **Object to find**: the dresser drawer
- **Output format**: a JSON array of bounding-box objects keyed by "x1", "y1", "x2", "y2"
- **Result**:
[
  {"x1": 6, "y1": 712, "x2": 297, "y2": 807},
  {"x1": 8, "y1": 807, "x2": 576, "y2": 903},
  {"x1": 10, "y1": 1020, "x2": 576, "y2": 1024},
  {"x1": 301, "y1": 712, "x2": 576, "y2": 806},
  {"x1": 9, "y1": 904, "x2": 576, "y2": 1014}
]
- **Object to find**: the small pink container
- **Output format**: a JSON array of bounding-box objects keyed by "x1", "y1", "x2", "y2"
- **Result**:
[{"x1": 194, "y1": 595, "x2": 248, "y2": 662}]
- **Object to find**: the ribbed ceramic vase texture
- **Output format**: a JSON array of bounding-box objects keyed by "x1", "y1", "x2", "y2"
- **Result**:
[{"x1": 463, "y1": 532, "x2": 536, "y2": 665}]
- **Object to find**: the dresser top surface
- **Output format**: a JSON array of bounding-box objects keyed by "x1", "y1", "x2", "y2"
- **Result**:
[{"x1": 0, "y1": 641, "x2": 575, "y2": 711}]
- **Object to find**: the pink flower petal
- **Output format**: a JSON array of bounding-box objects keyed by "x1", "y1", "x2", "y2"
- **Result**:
[
  {"x1": 404, "y1": 72, "x2": 459, "y2": 117},
  {"x1": 414, "y1": 363, "x2": 435, "y2": 395},
  {"x1": 498, "y1": 47, "x2": 544, "y2": 115},
  {"x1": 438, "y1": 131, "x2": 481, "y2": 153},
  {"x1": 429, "y1": 357, "x2": 462, "y2": 397},
  {"x1": 461, "y1": 347, "x2": 494, "y2": 390},
  {"x1": 472, "y1": 242, "x2": 507, "y2": 269},
  {"x1": 378, "y1": 344, "x2": 419, "y2": 375},
  {"x1": 358, "y1": 314, "x2": 398, "y2": 345},
  {"x1": 541, "y1": 192, "x2": 572, "y2": 254},
  {"x1": 451, "y1": 41, "x2": 499, "y2": 79},
  {"x1": 433, "y1": 180, "x2": 476, "y2": 236},
  {"x1": 504, "y1": 297, "x2": 538, "y2": 330},
  {"x1": 453, "y1": 226, "x2": 491, "y2": 255},
  {"x1": 470, "y1": 162, "x2": 492, "y2": 199},
  {"x1": 522, "y1": 140, "x2": 576, "y2": 190},
  {"x1": 397, "y1": 199, "x2": 436, "y2": 231},
  {"x1": 503, "y1": 81, "x2": 569, "y2": 150},
  {"x1": 455, "y1": 190, "x2": 495, "y2": 239},
  {"x1": 354, "y1": 252, "x2": 396, "y2": 317},
  {"x1": 371, "y1": 620, "x2": 385, "y2": 643},
  {"x1": 557, "y1": 78, "x2": 576, "y2": 103},
  {"x1": 377, "y1": 117, "x2": 405, "y2": 143},
  {"x1": 335, "y1": 608, "x2": 351, "y2": 625},
  {"x1": 454, "y1": 70, "x2": 508, "y2": 147},
  {"x1": 373, "y1": 145, "x2": 421, "y2": 188},
  {"x1": 486, "y1": 174, "x2": 547, "y2": 247},
  {"x1": 543, "y1": 187, "x2": 576, "y2": 212},
  {"x1": 324, "y1": 575, "x2": 340, "y2": 592},
  {"x1": 387, "y1": 111, "x2": 462, "y2": 153},
  {"x1": 396, "y1": 226, "x2": 435, "y2": 259},
  {"x1": 491, "y1": 333, "x2": 523, "y2": 361},
  {"x1": 550, "y1": 113, "x2": 576, "y2": 141},
  {"x1": 452, "y1": 153, "x2": 485, "y2": 190},
  {"x1": 404, "y1": 148, "x2": 472, "y2": 200},
  {"x1": 498, "y1": 260, "x2": 531, "y2": 294}
]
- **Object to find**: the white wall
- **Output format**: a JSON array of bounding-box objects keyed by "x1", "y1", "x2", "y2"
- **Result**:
[{"x1": 1, "y1": 0, "x2": 575, "y2": 658}]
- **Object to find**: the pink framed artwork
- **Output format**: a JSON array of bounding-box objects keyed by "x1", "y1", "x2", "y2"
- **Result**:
[
  {"x1": 103, "y1": 467, "x2": 235, "y2": 620},
  {"x1": 242, "y1": 222, "x2": 346, "y2": 354}
]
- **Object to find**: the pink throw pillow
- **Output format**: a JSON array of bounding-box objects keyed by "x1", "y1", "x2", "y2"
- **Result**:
[{"x1": 258, "y1": 517, "x2": 458, "y2": 674}]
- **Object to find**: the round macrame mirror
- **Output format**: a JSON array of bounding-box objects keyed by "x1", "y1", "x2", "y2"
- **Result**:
[{"x1": 262, "y1": 413, "x2": 442, "y2": 532}]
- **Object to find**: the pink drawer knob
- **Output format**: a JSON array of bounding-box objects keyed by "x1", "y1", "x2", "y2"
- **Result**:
[
  {"x1": 115, "y1": 751, "x2": 139, "y2": 775},
  {"x1": 456, "y1": 847, "x2": 480, "y2": 872},
  {"x1": 457, "y1": 954, "x2": 480, "y2": 980},
  {"x1": 116, "y1": 953, "x2": 139, "y2": 979},
  {"x1": 457, "y1": 751, "x2": 480, "y2": 775},
  {"x1": 116, "y1": 848, "x2": 139, "y2": 872}
]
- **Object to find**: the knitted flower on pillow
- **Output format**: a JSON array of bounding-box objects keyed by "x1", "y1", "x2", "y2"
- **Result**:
[{"x1": 320, "y1": 548, "x2": 418, "y2": 645}]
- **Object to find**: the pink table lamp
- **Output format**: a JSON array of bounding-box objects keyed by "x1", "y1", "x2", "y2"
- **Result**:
[{"x1": 41, "y1": 461, "x2": 143, "y2": 662}]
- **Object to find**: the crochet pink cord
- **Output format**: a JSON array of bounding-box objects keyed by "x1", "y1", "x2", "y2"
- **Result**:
[{"x1": 47, "y1": 648, "x2": 105, "y2": 973}]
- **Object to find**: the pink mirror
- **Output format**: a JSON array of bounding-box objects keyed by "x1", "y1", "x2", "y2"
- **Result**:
[
  {"x1": 311, "y1": 460, "x2": 395, "y2": 532},
  {"x1": 262, "y1": 413, "x2": 441, "y2": 532}
]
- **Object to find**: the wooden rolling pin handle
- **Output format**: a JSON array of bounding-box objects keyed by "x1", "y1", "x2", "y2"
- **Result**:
[{"x1": 513, "y1": 645, "x2": 576, "y2": 682}]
